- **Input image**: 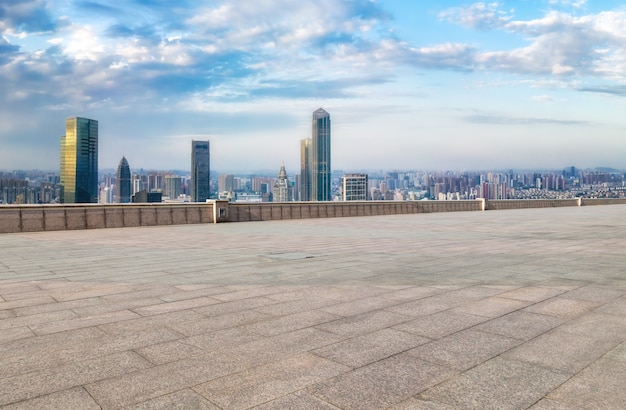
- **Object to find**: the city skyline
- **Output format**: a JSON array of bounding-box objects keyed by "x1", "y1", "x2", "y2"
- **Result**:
[{"x1": 2, "y1": 1, "x2": 626, "y2": 171}]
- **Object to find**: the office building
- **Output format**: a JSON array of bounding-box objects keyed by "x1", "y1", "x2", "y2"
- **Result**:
[
  {"x1": 60, "y1": 117, "x2": 98, "y2": 203},
  {"x1": 116, "y1": 156, "x2": 131, "y2": 203},
  {"x1": 311, "y1": 108, "x2": 331, "y2": 201},
  {"x1": 300, "y1": 138, "x2": 312, "y2": 201},
  {"x1": 342, "y1": 174, "x2": 368, "y2": 201},
  {"x1": 191, "y1": 140, "x2": 210, "y2": 202},
  {"x1": 219, "y1": 174, "x2": 235, "y2": 193},
  {"x1": 164, "y1": 175, "x2": 182, "y2": 200},
  {"x1": 272, "y1": 162, "x2": 293, "y2": 202}
]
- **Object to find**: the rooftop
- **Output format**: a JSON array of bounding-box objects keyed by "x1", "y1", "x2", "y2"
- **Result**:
[{"x1": 1, "y1": 206, "x2": 625, "y2": 409}]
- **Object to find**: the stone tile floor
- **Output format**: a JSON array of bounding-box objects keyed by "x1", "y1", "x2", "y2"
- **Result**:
[{"x1": 1, "y1": 205, "x2": 625, "y2": 409}]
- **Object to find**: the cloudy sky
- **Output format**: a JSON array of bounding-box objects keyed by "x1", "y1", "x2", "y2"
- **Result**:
[{"x1": 1, "y1": 0, "x2": 625, "y2": 173}]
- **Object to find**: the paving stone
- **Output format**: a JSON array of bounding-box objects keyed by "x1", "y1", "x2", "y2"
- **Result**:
[
  {"x1": 450, "y1": 297, "x2": 530, "y2": 318},
  {"x1": 251, "y1": 390, "x2": 340, "y2": 409},
  {"x1": 387, "y1": 396, "x2": 456, "y2": 409},
  {"x1": 319, "y1": 296, "x2": 401, "y2": 316},
  {"x1": 1, "y1": 207, "x2": 626, "y2": 409},
  {"x1": 30, "y1": 309, "x2": 140, "y2": 335},
  {"x1": 127, "y1": 389, "x2": 220, "y2": 410},
  {"x1": 523, "y1": 297, "x2": 601, "y2": 319},
  {"x1": 184, "y1": 327, "x2": 265, "y2": 352},
  {"x1": 0, "y1": 309, "x2": 78, "y2": 330},
  {"x1": 503, "y1": 329, "x2": 620, "y2": 374},
  {"x1": 596, "y1": 295, "x2": 626, "y2": 316},
  {"x1": 491, "y1": 286, "x2": 564, "y2": 302},
  {"x1": 547, "y1": 357, "x2": 626, "y2": 409},
  {"x1": 562, "y1": 285, "x2": 625, "y2": 303},
  {"x1": 194, "y1": 353, "x2": 349, "y2": 409},
  {"x1": 0, "y1": 296, "x2": 56, "y2": 310},
  {"x1": 308, "y1": 353, "x2": 456, "y2": 410},
  {"x1": 169, "y1": 309, "x2": 272, "y2": 336},
  {"x1": 604, "y1": 341, "x2": 626, "y2": 362},
  {"x1": 394, "y1": 310, "x2": 489, "y2": 339},
  {"x1": 193, "y1": 296, "x2": 279, "y2": 316},
  {"x1": 311, "y1": 329, "x2": 430, "y2": 368},
  {"x1": 529, "y1": 399, "x2": 581, "y2": 409},
  {"x1": 315, "y1": 310, "x2": 413, "y2": 337},
  {"x1": 474, "y1": 311, "x2": 564, "y2": 340},
  {"x1": 406, "y1": 329, "x2": 522, "y2": 371},
  {"x1": 0, "y1": 351, "x2": 151, "y2": 406},
  {"x1": 380, "y1": 286, "x2": 445, "y2": 301},
  {"x1": 226, "y1": 327, "x2": 344, "y2": 368},
  {"x1": 422, "y1": 357, "x2": 570, "y2": 410},
  {"x1": 85, "y1": 351, "x2": 242, "y2": 409},
  {"x1": 0, "y1": 387, "x2": 101, "y2": 410},
  {"x1": 132, "y1": 296, "x2": 221, "y2": 316},
  {"x1": 243, "y1": 309, "x2": 341, "y2": 337}
]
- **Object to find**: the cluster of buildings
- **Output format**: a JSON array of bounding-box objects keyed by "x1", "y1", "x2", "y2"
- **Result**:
[{"x1": 1, "y1": 110, "x2": 625, "y2": 205}]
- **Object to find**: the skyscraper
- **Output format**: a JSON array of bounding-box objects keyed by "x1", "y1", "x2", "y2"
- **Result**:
[
  {"x1": 116, "y1": 156, "x2": 131, "y2": 203},
  {"x1": 191, "y1": 140, "x2": 210, "y2": 202},
  {"x1": 300, "y1": 138, "x2": 312, "y2": 201},
  {"x1": 60, "y1": 117, "x2": 98, "y2": 203},
  {"x1": 311, "y1": 108, "x2": 331, "y2": 201}
]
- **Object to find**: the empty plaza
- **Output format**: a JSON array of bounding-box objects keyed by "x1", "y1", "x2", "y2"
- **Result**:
[{"x1": 1, "y1": 205, "x2": 625, "y2": 409}]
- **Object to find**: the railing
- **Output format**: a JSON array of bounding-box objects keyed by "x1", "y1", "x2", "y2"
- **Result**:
[{"x1": 1, "y1": 198, "x2": 625, "y2": 233}]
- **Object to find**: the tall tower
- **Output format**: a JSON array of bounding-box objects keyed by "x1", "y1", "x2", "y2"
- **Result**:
[
  {"x1": 300, "y1": 138, "x2": 312, "y2": 201},
  {"x1": 191, "y1": 140, "x2": 210, "y2": 202},
  {"x1": 60, "y1": 117, "x2": 98, "y2": 203},
  {"x1": 116, "y1": 156, "x2": 131, "y2": 203},
  {"x1": 311, "y1": 108, "x2": 331, "y2": 201}
]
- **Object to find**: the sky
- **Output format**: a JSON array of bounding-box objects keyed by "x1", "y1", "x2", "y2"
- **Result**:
[{"x1": 1, "y1": 0, "x2": 626, "y2": 173}]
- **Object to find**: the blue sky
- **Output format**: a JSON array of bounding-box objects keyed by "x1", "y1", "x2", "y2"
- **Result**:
[{"x1": 1, "y1": 0, "x2": 625, "y2": 173}]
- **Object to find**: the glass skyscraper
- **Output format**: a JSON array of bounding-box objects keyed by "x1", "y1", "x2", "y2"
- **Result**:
[
  {"x1": 60, "y1": 117, "x2": 98, "y2": 203},
  {"x1": 116, "y1": 156, "x2": 131, "y2": 203},
  {"x1": 300, "y1": 138, "x2": 312, "y2": 201},
  {"x1": 191, "y1": 140, "x2": 210, "y2": 202},
  {"x1": 311, "y1": 108, "x2": 331, "y2": 201}
]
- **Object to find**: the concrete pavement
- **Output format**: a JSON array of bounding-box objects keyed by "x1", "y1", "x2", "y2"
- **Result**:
[{"x1": 1, "y1": 205, "x2": 625, "y2": 409}]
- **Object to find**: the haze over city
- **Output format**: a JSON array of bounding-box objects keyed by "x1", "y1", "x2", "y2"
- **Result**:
[{"x1": 1, "y1": 0, "x2": 625, "y2": 172}]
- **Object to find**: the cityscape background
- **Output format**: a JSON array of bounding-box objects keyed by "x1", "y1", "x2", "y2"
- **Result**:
[{"x1": 1, "y1": 108, "x2": 624, "y2": 205}]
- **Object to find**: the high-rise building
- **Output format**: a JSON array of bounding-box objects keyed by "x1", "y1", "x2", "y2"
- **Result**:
[
  {"x1": 191, "y1": 140, "x2": 210, "y2": 202},
  {"x1": 272, "y1": 162, "x2": 293, "y2": 202},
  {"x1": 300, "y1": 138, "x2": 312, "y2": 201},
  {"x1": 116, "y1": 156, "x2": 131, "y2": 203},
  {"x1": 218, "y1": 174, "x2": 234, "y2": 193},
  {"x1": 311, "y1": 108, "x2": 331, "y2": 201},
  {"x1": 164, "y1": 175, "x2": 182, "y2": 200},
  {"x1": 342, "y1": 174, "x2": 368, "y2": 201},
  {"x1": 60, "y1": 117, "x2": 98, "y2": 203}
]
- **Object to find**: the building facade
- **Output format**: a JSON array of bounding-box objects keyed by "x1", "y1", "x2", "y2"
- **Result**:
[
  {"x1": 191, "y1": 140, "x2": 210, "y2": 202},
  {"x1": 116, "y1": 156, "x2": 131, "y2": 203},
  {"x1": 164, "y1": 175, "x2": 182, "y2": 200},
  {"x1": 299, "y1": 138, "x2": 312, "y2": 201},
  {"x1": 60, "y1": 117, "x2": 98, "y2": 203},
  {"x1": 272, "y1": 162, "x2": 293, "y2": 202},
  {"x1": 342, "y1": 174, "x2": 369, "y2": 201},
  {"x1": 311, "y1": 108, "x2": 331, "y2": 201}
]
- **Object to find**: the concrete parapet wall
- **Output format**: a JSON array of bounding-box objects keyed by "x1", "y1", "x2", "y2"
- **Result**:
[
  {"x1": 224, "y1": 200, "x2": 483, "y2": 223},
  {"x1": 580, "y1": 198, "x2": 626, "y2": 206},
  {"x1": 485, "y1": 199, "x2": 580, "y2": 210},
  {"x1": 2, "y1": 198, "x2": 625, "y2": 233},
  {"x1": 0, "y1": 203, "x2": 214, "y2": 234}
]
